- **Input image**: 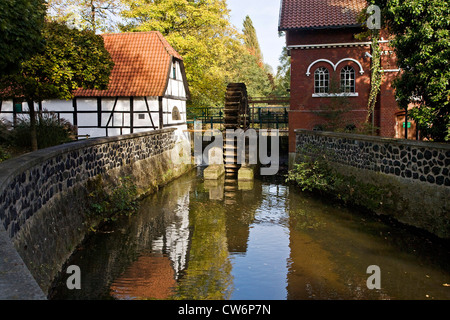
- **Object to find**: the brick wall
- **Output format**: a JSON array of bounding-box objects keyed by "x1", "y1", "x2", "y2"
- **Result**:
[{"x1": 287, "y1": 28, "x2": 400, "y2": 152}]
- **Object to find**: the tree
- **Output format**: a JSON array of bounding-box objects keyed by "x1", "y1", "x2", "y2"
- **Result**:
[
  {"x1": 120, "y1": 0, "x2": 272, "y2": 107},
  {"x1": 0, "y1": 0, "x2": 46, "y2": 75},
  {"x1": 271, "y1": 46, "x2": 291, "y2": 97},
  {"x1": 227, "y1": 49, "x2": 272, "y2": 98},
  {"x1": 240, "y1": 15, "x2": 275, "y2": 97},
  {"x1": 121, "y1": 0, "x2": 240, "y2": 107},
  {"x1": 0, "y1": 21, "x2": 114, "y2": 150},
  {"x1": 242, "y1": 15, "x2": 263, "y2": 67},
  {"x1": 373, "y1": 0, "x2": 450, "y2": 141},
  {"x1": 47, "y1": 0, "x2": 123, "y2": 32}
]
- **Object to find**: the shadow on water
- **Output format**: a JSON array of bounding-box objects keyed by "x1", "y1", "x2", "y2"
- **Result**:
[{"x1": 50, "y1": 168, "x2": 450, "y2": 300}]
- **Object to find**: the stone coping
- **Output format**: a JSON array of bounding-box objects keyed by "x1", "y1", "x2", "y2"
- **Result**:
[
  {"x1": 0, "y1": 224, "x2": 46, "y2": 300},
  {"x1": 294, "y1": 129, "x2": 450, "y2": 150}
]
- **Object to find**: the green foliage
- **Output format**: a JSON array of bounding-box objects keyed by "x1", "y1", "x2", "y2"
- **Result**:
[
  {"x1": 9, "y1": 113, "x2": 76, "y2": 149},
  {"x1": 0, "y1": 20, "x2": 114, "y2": 150},
  {"x1": 286, "y1": 153, "x2": 390, "y2": 213},
  {"x1": 121, "y1": 0, "x2": 232, "y2": 107},
  {"x1": 0, "y1": 119, "x2": 15, "y2": 162},
  {"x1": 0, "y1": 21, "x2": 114, "y2": 102},
  {"x1": 367, "y1": 32, "x2": 382, "y2": 122},
  {"x1": 355, "y1": 2, "x2": 383, "y2": 123},
  {"x1": 0, "y1": 146, "x2": 11, "y2": 163},
  {"x1": 242, "y1": 15, "x2": 263, "y2": 66},
  {"x1": 0, "y1": 0, "x2": 46, "y2": 75},
  {"x1": 354, "y1": 122, "x2": 380, "y2": 136},
  {"x1": 271, "y1": 46, "x2": 291, "y2": 97},
  {"x1": 372, "y1": 0, "x2": 450, "y2": 141},
  {"x1": 86, "y1": 175, "x2": 139, "y2": 228},
  {"x1": 286, "y1": 158, "x2": 335, "y2": 193},
  {"x1": 110, "y1": 176, "x2": 139, "y2": 215},
  {"x1": 120, "y1": 0, "x2": 272, "y2": 107},
  {"x1": 235, "y1": 15, "x2": 273, "y2": 98},
  {"x1": 0, "y1": 118, "x2": 11, "y2": 146},
  {"x1": 332, "y1": 173, "x2": 388, "y2": 212},
  {"x1": 227, "y1": 51, "x2": 272, "y2": 98}
]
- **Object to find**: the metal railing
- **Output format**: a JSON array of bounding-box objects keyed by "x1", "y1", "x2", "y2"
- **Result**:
[{"x1": 187, "y1": 106, "x2": 289, "y2": 130}]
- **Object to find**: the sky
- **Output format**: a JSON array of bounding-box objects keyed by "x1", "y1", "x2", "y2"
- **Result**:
[{"x1": 227, "y1": 0, "x2": 286, "y2": 73}]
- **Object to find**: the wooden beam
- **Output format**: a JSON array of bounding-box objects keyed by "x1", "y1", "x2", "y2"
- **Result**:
[{"x1": 158, "y1": 97, "x2": 164, "y2": 129}]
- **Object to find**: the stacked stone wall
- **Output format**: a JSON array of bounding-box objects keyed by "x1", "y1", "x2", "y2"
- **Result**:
[
  {"x1": 0, "y1": 129, "x2": 177, "y2": 239},
  {"x1": 296, "y1": 130, "x2": 450, "y2": 187},
  {"x1": 0, "y1": 128, "x2": 191, "y2": 295}
]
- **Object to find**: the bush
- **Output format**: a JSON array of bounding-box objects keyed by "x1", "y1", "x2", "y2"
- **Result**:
[
  {"x1": 85, "y1": 175, "x2": 139, "y2": 230},
  {"x1": 286, "y1": 157, "x2": 388, "y2": 213},
  {"x1": 0, "y1": 119, "x2": 12, "y2": 163},
  {"x1": 0, "y1": 145, "x2": 10, "y2": 163},
  {"x1": 11, "y1": 112, "x2": 76, "y2": 149},
  {"x1": 0, "y1": 118, "x2": 12, "y2": 145},
  {"x1": 286, "y1": 159, "x2": 335, "y2": 193}
]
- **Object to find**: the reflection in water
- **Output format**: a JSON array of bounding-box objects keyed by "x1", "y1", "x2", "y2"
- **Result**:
[
  {"x1": 50, "y1": 168, "x2": 450, "y2": 300},
  {"x1": 230, "y1": 183, "x2": 290, "y2": 300},
  {"x1": 110, "y1": 254, "x2": 176, "y2": 300},
  {"x1": 109, "y1": 187, "x2": 191, "y2": 300},
  {"x1": 174, "y1": 195, "x2": 233, "y2": 300}
]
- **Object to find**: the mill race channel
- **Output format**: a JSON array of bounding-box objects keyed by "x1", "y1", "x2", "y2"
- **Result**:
[{"x1": 50, "y1": 168, "x2": 450, "y2": 300}]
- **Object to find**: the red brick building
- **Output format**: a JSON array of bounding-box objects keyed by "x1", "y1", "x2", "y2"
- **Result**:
[{"x1": 278, "y1": 0, "x2": 404, "y2": 156}]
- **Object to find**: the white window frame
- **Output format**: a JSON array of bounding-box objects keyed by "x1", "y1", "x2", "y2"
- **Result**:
[
  {"x1": 340, "y1": 66, "x2": 356, "y2": 93},
  {"x1": 314, "y1": 67, "x2": 329, "y2": 94}
]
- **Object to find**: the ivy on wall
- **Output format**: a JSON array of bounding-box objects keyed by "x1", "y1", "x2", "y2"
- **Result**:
[{"x1": 367, "y1": 31, "x2": 383, "y2": 123}]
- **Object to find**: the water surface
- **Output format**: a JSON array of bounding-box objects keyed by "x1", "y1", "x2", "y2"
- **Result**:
[{"x1": 50, "y1": 168, "x2": 450, "y2": 300}]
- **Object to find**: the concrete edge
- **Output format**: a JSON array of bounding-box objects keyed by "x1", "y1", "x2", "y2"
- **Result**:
[{"x1": 0, "y1": 224, "x2": 46, "y2": 300}]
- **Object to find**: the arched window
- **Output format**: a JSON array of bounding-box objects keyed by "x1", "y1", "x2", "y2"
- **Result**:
[
  {"x1": 314, "y1": 67, "x2": 329, "y2": 94},
  {"x1": 340, "y1": 66, "x2": 355, "y2": 93},
  {"x1": 172, "y1": 106, "x2": 181, "y2": 121}
]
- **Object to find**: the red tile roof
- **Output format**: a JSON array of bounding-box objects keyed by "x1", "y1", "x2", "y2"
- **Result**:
[
  {"x1": 279, "y1": 0, "x2": 367, "y2": 31},
  {"x1": 75, "y1": 31, "x2": 183, "y2": 97}
]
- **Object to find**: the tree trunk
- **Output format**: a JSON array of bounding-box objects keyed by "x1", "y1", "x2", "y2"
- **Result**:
[
  {"x1": 404, "y1": 107, "x2": 408, "y2": 140},
  {"x1": 38, "y1": 101, "x2": 43, "y2": 123},
  {"x1": 28, "y1": 100, "x2": 38, "y2": 151},
  {"x1": 91, "y1": 0, "x2": 96, "y2": 33}
]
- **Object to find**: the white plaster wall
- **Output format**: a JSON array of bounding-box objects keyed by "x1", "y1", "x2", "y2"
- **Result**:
[
  {"x1": 78, "y1": 127, "x2": 106, "y2": 138},
  {"x1": 133, "y1": 97, "x2": 159, "y2": 129},
  {"x1": 1, "y1": 100, "x2": 13, "y2": 112},
  {"x1": 0, "y1": 100, "x2": 14, "y2": 123},
  {"x1": 166, "y1": 79, "x2": 186, "y2": 98},
  {"x1": 163, "y1": 98, "x2": 187, "y2": 126},
  {"x1": 41, "y1": 99, "x2": 73, "y2": 112},
  {"x1": 1, "y1": 78, "x2": 188, "y2": 141},
  {"x1": 76, "y1": 99, "x2": 97, "y2": 111},
  {"x1": 166, "y1": 60, "x2": 187, "y2": 99}
]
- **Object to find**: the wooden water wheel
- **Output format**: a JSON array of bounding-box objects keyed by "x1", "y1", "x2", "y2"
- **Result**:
[
  {"x1": 223, "y1": 83, "x2": 249, "y2": 177},
  {"x1": 224, "y1": 83, "x2": 249, "y2": 130}
]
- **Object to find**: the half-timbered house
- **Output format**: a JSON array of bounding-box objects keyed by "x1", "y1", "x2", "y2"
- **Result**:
[{"x1": 1, "y1": 31, "x2": 190, "y2": 141}]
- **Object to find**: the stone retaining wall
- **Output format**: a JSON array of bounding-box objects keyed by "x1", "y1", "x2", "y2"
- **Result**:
[
  {"x1": 295, "y1": 129, "x2": 450, "y2": 239},
  {"x1": 0, "y1": 128, "x2": 192, "y2": 296}
]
